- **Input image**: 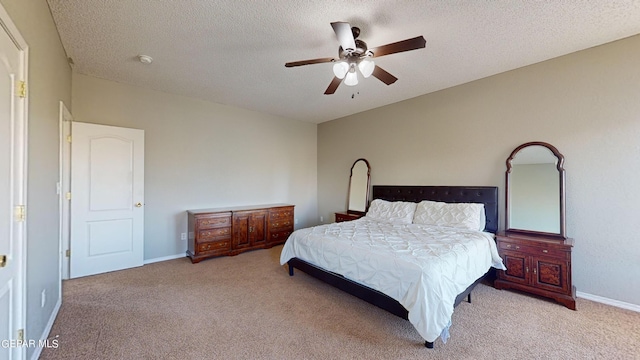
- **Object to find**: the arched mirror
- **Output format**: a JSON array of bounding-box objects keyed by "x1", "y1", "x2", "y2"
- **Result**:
[
  {"x1": 347, "y1": 158, "x2": 371, "y2": 214},
  {"x1": 505, "y1": 142, "x2": 566, "y2": 239}
]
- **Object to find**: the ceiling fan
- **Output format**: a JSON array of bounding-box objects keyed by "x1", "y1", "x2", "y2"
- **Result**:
[{"x1": 285, "y1": 22, "x2": 426, "y2": 95}]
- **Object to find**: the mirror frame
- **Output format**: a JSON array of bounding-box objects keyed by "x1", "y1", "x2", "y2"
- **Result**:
[
  {"x1": 505, "y1": 141, "x2": 566, "y2": 239},
  {"x1": 347, "y1": 158, "x2": 371, "y2": 215}
]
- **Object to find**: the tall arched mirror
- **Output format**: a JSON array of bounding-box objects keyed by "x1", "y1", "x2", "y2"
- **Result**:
[
  {"x1": 505, "y1": 142, "x2": 566, "y2": 239},
  {"x1": 347, "y1": 158, "x2": 371, "y2": 214}
]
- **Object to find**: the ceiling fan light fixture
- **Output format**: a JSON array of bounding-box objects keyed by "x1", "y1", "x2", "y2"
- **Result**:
[
  {"x1": 344, "y1": 68, "x2": 358, "y2": 86},
  {"x1": 332, "y1": 61, "x2": 349, "y2": 79},
  {"x1": 358, "y1": 57, "x2": 375, "y2": 78}
]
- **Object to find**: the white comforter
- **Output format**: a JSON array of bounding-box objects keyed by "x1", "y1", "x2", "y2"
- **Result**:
[{"x1": 279, "y1": 217, "x2": 506, "y2": 343}]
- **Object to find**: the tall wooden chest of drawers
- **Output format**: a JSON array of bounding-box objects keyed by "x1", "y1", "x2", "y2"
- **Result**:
[{"x1": 187, "y1": 204, "x2": 294, "y2": 263}]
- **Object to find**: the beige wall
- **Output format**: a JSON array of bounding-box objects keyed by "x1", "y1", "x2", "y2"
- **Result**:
[
  {"x1": 72, "y1": 74, "x2": 318, "y2": 260},
  {"x1": 1, "y1": 0, "x2": 72, "y2": 356},
  {"x1": 318, "y1": 34, "x2": 640, "y2": 305}
]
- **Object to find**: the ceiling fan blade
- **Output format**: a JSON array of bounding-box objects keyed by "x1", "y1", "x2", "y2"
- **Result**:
[
  {"x1": 370, "y1": 36, "x2": 426, "y2": 58},
  {"x1": 324, "y1": 76, "x2": 342, "y2": 95},
  {"x1": 331, "y1": 22, "x2": 356, "y2": 51},
  {"x1": 372, "y1": 66, "x2": 398, "y2": 85},
  {"x1": 285, "y1": 57, "x2": 335, "y2": 67}
]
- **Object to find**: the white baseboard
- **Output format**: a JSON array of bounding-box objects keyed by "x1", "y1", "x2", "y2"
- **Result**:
[
  {"x1": 577, "y1": 291, "x2": 640, "y2": 313},
  {"x1": 30, "y1": 297, "x2": 62, "y2": 360},
  {"x1": 143, "y1": 253, "x2": 185, "y2": 264}
]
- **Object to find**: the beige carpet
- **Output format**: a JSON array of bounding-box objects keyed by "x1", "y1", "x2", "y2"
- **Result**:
[{"x1": 40, "y1": 246, "x2": 639, "y2": 360}]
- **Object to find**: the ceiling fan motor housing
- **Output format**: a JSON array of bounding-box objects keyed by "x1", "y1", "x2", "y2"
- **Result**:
[
  {"x1": 351, "y1": 26, "x2": 360, "y2": 39},
  {"x1": 339, "y1": 39, "x2": 369, "y2": 59}
]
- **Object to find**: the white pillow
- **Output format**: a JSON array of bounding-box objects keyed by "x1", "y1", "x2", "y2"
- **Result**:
[
  {"x1": 413, "y1": 200, "x2": 485, "y2": 231},
  {"x1": 365, "y1": 199, "x2": 417, "y2": 224}
]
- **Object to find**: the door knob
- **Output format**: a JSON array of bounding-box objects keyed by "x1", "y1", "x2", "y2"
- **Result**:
[
  {"x1": 0, "y1": 255, "x2": 6, "y2": 268},
  {"x1": 135, "y1": 202, "x2": 143, "y2": 208}
]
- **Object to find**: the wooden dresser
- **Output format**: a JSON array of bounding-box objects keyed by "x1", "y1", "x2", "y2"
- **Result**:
[
  {"x1": 494, "y1": 232, "x2": 576, "y2": 310},
  {"x1": 187, "y1": 204, "x2": 294, "y2": 263},
  {"x1": 334, "y1": 212, "x2": 364, "y2": 222}
]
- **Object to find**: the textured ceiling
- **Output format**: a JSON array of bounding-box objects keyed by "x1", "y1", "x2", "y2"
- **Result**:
[{"x1": 47, "y1": 0, "x2": 640, "y2": 123}]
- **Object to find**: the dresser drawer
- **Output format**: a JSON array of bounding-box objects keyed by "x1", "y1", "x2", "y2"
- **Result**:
[
  {"x1": 270, "y1": 218, "x2": 293, "y2": 230},
  {"x1": 270, "y1": 208, "x2": 293, "y2": 220},
  {"x1": 269, "y1": 230, "x2": 292, "y2": 242},
  {"x1": 335, "y1": 212, "x2": 362, "y2": 222},
  {"x1": 498, "y1": 242, "x2": 567, "y2": 259},
  {"x1": 198, "y1": 227, "x2": 231, "y2": 241},
  {"x1": 196, "y1": 214, "x2": 232, "y2": 229},
  {"x1": 197, "y1": 240, "x2": 231, "y2": 254}
]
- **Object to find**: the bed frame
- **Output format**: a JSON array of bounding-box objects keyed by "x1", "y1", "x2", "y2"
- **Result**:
[{"x1": 287, "y1": 185, "x2": 499, "y2": 348}]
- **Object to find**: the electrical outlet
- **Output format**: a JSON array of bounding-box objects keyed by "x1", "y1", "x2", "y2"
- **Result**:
[
  {"x1": 294, "y1": 218, "x2": 298, "y2": 225},
  {"x1": 180, "y1": 233, "x2": 187, "y2": 241},
  {"x1": 320, "y1": 216, "x2": 324, "y2": 222},
  {"x1": 41, "y1": 289, "x2": 46, "y2": 308}
]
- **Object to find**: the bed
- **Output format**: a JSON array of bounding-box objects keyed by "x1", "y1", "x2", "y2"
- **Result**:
[{"x1": 280, "y1": 185, "x2": 505, "y2": 348}]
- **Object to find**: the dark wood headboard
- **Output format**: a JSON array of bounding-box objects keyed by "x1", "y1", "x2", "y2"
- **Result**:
[{"x1": 372, "y1": 185, "x2": 499, "y2": 233}]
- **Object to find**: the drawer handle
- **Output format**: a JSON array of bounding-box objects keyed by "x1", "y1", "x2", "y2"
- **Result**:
[
  {"x1": 205, "y1": 244, "x2": 211, "y2": 250},
  {"x1": 515, "y1": 246, "x2": 520, "y2": 249},
  {"x1": 273, "y1": 234, "x2": 279, "y2": 238},
  {"x1": 506, "y1": 244, "x2": 511, "y2": 248},
  {"x1": 542, "y1": 249, "x2": 548, "y2": 253},
  {"x1": 525, "y1": 266, "x2": 529, "y2": 273}
]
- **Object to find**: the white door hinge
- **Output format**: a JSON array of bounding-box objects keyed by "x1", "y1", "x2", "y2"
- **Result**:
[
  {"x1": 17, "y1": 329, "x2": 24, "y2": 342},
  {"x1": 17, "y1": 81, "x2": 26, "y2": 98},
  {"x1": 65, "y1": 192, "x2": 71, "y2": 200},
  {"x1": 14, "y1": 205, "x2": 25, "y2": 222},
  {"x1": 66, "y1": 135, "x2": 72, "y2": 143},
  {"x1": 66, "y1": 249, "x2": 70, "y2": 258}
]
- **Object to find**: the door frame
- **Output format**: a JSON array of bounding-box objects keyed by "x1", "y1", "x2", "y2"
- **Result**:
[
  {"x1": 0, "y1": 2, "x2": 29, "y2": 357},
  {"x1": 59, "y1": 102, "x2": 72, "y2": 280}
]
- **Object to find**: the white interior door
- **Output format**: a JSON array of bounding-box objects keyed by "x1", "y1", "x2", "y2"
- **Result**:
[
  {"x1": 0, "y1": 7, "x2": 27, "y2": 360},
  {"x1": 70, "y1": 122, "x2": 144, "y2": 278}
]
